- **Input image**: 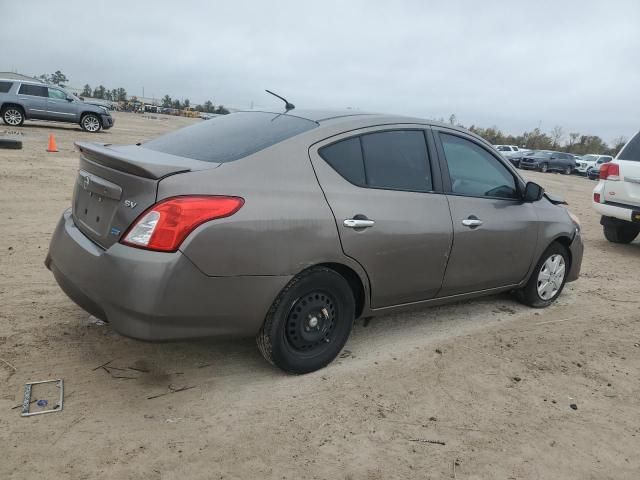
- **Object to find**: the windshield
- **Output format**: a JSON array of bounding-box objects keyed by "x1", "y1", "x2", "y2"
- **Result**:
[
  {"x1": 496, "y1": 146, "x2": 510, "y2": 151},
  {"x1": 143, "y1": 111, "x2": 318, "y2": 163},
  {"x1": 581, "y1": 155, "x2": 599, "y2": 162}
]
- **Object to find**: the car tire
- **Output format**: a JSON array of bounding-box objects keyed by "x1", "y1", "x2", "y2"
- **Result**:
[
  {"x1": 80, "y1": 113, "x2": 102, "y2": 132},
  {"x1": 516, "y1": 242, "x2": 569, "y2": 308},
  {"x1": 603, "y1": 224, "x2": 639, "y2": 244},
  {"x1": 0, "y1": 138, "x2": 22, "y2": 149},
  {"x1": 257, "y1": 266, "x2": 355, "y2": 374},
  {"x1": 1, "y1": 105, "x2": 25, "y2": 127},
  {"x1": 563, "y1": 165, "x2": 572, "y2": 175},
  {"x1": 540, "y1": 163, "x2": 548, "y2": 173}
]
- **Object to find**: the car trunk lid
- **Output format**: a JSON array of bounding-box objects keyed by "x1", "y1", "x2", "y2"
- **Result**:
[{"x1": 72, "y1": 142, "x2": 218, "y2": 248}]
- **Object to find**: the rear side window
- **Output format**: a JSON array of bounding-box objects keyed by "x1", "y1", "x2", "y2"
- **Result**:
[
  {"x1": 319, "y1": 130, "x2": 432, "y2": 192},
  {"x1": 361, "y1": 131, "x2": 432, "y2": 191},
  {"x1": 440, "y1": 133, "x2": 518, "y2": 200},
  {"x1": 618, "y1": 133, "x2": 640, "y2": 161},
  {"x1": 18, "y1": 84, "x2": 47, "y2": 97},
  {"x1": 142, "y1": 112, "x2": 317, "y2": 163},
  {"x1": 0, "y1": 81, "x2": 12, "y2": 93}
]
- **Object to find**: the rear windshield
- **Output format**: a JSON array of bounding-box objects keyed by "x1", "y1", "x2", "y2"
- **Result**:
[
  {"x1": 618, "y1": 132, "x2": 640, "y2": 162},
  {"x1": 142, "y1": 111, "x2": 318, "y2": 163}
]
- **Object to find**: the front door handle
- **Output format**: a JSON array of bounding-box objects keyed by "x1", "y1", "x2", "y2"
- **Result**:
[
  {"x1": 344, "y1": 218, "x2": 375, "y2": 228},
  {"x1": 462, "y1": 218, "x2": 483, "y2": 228}
]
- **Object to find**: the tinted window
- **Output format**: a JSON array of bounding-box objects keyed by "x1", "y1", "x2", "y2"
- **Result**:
[
  {"x1": 18, "y1": 84, "x2": 47, "y2": 97},
  {"x1": 0, "y1": 81, "x2": 12, "y2": 93},
  {"x1": 441, "y1": 133, "x2": 518, "y2": 199},
  {"x1": 48, "y1": 88, "x2": 67, "y2": 100},
  {"x1": 361, "y1": 131, "x2": 432, "y2": 191},
  {"x1": 618, "y1": 133, "x2": 640, "y2": 161},
  {"x1": 143, "y1": 112, "x2": 317, "y2": 163},
  {"x1": 319, "y1": 137, "x2": 365, "y2": 186}
]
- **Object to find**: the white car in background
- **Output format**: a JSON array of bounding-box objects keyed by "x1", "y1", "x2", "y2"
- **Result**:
[
  {"x1": 494, "y1": 145, "x2": 525, "y2": 167},
  {"x1": 593, "y1": 132, "x2": 640, "y2": 243},
  {"x1": 576, "y1": 154, "x2": 613, "y2": 175}
]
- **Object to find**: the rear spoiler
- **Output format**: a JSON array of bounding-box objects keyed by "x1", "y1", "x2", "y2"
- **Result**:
[
  {"x1": 544, "y1": 192, "x2": 567, "y2": 205},
  {"x1": 75, "y1": 142, "x2": 214, "y2": 180}
]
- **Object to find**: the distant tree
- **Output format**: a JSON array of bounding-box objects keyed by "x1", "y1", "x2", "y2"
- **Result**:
[
  {"x1": 110, "y1": 89, "x2": 118, "y2": 102},
  {"x1": 171, "y1": 99, "x2": 182, "y2": 109},
  {"x1": 215, "y1": 105, "x2": 229, "y2": 115},
  {"x1": 162, "y1": 95, "x2": 172, "y2": 108},
  {"x1": 93, "y1": 85, "x2": 106, "y2": 99},
  {"x1": 203, "y1": 100, "x2": 213, "y2": 113},
  {"x1": 610, "y1": 135, "x2": 627, "y2": 156},
  {"x1": 81, "y1": 84, "x2": 92, "y2": 97},
  {"x1": 183, "y1": 99, "x2": 190, "y2": 108},
  {"x1": 195, "y1": 104, "x2": 204, "y2": 112},
  {"x1": 116, "y1": 88, "x2": 127, "y2": 101},
  {"x1": 550, "y1": 126, "x2": 564, "y2": 149},
  {"x1": 38, "y1": 74, "x2": 50, "y2": 83},
  {"x1": 567, "y1": 132, "x2": 580, "y2": 151},
  {"x1": 104, "y1": 90, "x2": 113, "y2": 101},
  {"x1": 49, "y1": 70, "x2": 68, "y2": 86}
]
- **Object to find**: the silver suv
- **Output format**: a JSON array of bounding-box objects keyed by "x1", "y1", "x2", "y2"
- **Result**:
[{"x1": 0, "y1": 79, "x2": 114, "y2": 132}]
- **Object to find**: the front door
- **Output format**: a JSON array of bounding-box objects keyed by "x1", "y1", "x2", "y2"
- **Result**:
[
  {"x1": 46, "y1": 87, "x2": 79, "y2": 122},
  {"x1": 17, "y1": 83, "x2": 48, "y2": 119},
  {"x1": 434, "y1": 129, "x2": 539, "y2": 296},
  {"x1": 309, "y1": 127, "x2": 453, "y2": 308}
]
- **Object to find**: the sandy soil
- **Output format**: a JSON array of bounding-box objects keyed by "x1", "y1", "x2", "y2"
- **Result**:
[{"x1": 1, "y1": 112, "x2": 639, "y2": 479}]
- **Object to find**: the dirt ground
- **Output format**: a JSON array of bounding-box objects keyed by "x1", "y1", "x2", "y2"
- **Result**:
[{"x1": 1, "y1": 112, "x2": 638, "y2": 480}]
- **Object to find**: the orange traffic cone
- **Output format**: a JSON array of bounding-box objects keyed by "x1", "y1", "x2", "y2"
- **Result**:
[{"x1": 47, "y1": 134, "x2": 58, "y2": 152}]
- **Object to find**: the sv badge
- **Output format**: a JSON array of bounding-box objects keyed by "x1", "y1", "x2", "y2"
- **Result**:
[{"x1": 124, "y1": 200, "x2": 137, "y2": 209}]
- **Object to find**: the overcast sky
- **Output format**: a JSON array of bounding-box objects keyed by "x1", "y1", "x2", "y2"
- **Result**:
[{"x1": 2, "y1": 0, "x2": 639, "y2": 142}]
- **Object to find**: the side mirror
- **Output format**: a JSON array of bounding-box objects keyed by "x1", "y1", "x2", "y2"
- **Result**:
[
  {"x1": 66, "y1": 96, "x2": 74, "y2": 102},
  {"x1": 523, "y1": 181, "x2": 544, "y2": 202}
]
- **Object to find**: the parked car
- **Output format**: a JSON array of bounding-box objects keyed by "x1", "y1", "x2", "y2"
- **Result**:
[
  {"x1": 519, "y1": 150, "x2": 576, "y2": 174},
  {"x1": 494, "y1": 145, "x2": 524, "y2": 167},
  {"x1": 575, "y1": 154, "x2": 613, "y2": 175},
  {"x1": 0, "y1": 79, "x2": 114, "y2": 132},
  {"x1": 587, "y1": 156, "x2": 613, "y2": 180},
  {"x1": 46, "y1": 110, "x2": 583, "y2": 373},
  {"x1": 593, "y1": 131, "x2": 640, "y2": 243}
]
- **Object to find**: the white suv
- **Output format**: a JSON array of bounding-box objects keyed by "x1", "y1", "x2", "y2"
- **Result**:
[{"x1": 593, "y1": 132, "x2": 640, "y2": 243}]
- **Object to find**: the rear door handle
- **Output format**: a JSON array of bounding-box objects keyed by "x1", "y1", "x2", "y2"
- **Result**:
[
  {"x1": 343, "y1": 219, "x2": 375, "y2": 228},
  {"x1": 462, "y1": 218, "x2": 483, "y2": 228}
]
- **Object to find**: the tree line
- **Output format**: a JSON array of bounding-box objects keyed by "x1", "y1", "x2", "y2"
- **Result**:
[{"x1": 445, "y1": 114, "x2": 626, "y2": 156}]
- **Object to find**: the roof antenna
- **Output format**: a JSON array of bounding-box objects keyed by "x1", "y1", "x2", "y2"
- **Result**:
[{"x1": 265, "y1": 89, "x2": 295, "y2": 111}]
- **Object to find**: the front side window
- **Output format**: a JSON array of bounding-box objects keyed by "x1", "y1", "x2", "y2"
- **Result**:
[
  {"x1": 319, "y1": 130, "x2": 432, "y2": 192},
  {"x1": 440, "y1": 133, "x2": 518, "y2": 200},
  {"x1": 48, "y1": 88, "x2": 67, "y2": 100},
  {"x1": 18, "y1": 84, "x2": 47, "y2": 97}
]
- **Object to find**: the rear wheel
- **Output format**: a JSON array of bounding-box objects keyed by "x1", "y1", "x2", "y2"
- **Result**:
[
  {"x1": 81, "y1": 113, "x2": 102, "y2": 132},
  {"x1": 2, "y1": 106, "x2": 24, "y2": 126},
  {"x1": 603, "y1": 224, "x2": 639, "y2": 244},
  {"x1": 257, "y1": 267, "x2": 355, "y2": 374},
  {"x1": 563, "y1": 165, "x2": 572, "y2": 175},
  {"x1": 516, "y1": 243, "x2": 569, "y2": 308},
  {"x1": 540, "y1": 163, "x2": 548, "y2": 173}
]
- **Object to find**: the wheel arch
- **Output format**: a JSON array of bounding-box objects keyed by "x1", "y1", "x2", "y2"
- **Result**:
[
  {"x1": 80, "y1": 111, "x2": 102, "y2": 124},
  {"x1": 315, "y1": 262, "x2": 368, "y2": 319},
  {"x1": 1, "y1": 102, "x2": 26, "y2": 117}
]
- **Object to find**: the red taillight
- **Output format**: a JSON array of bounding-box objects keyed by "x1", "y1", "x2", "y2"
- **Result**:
[
  {"x1": 600, "y1": 163, "x2": 620, "y2": 180},
  {"x1": 593, "y1": 192, "x2": 601, "y2": 203},
  {"x1": 121, "y1": 196, "x2": 244, "y2": 252}
]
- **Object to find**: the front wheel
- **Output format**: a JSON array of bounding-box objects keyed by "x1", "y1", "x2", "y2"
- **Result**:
[
  {"x1": 540, "y1": 163, "x2": 548, "y2": 173},
  {"x1": 257, "y1": 267, "x2": 355, "y2": 374},
  {"x1": 80, "y1": 113, "x2": 102, "y2": 132},
  {"x1": 516, "y1": 243, "x2": 569, "y2": 308},
  {"x1": 603, "y1": 224, "x2": 639, "y2": 244}
]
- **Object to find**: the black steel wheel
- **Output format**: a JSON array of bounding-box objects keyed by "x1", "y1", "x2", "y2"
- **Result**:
[{"x1": 257, "y1": 266, "x2": 355, "y2": 374}]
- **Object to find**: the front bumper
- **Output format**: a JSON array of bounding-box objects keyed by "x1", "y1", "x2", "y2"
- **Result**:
[
  {"x1": 519, "y1": 162, "x2": 539, "y2": 170},
  {"x1": 101, "y1": 114, "x2": 114, "y2": 129},
  {"x1": 566, "y1": 230, "x2": 583, "y2": 283},
  {"x1": 46, "y1": 209, "x2": 290, "y2": 340}
]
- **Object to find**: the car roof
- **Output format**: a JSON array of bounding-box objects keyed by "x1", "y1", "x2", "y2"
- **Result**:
[{"x1": 0, "y1": 77, "x2": 53, "y2": 87}]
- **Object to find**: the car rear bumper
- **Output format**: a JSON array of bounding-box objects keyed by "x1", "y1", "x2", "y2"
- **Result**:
[
  {"x1": 593, "y1": 200, "x2": 640, "y2": 224},
  {"x1": 46, "y1": 209, "x2": 290, "y2": 340}
]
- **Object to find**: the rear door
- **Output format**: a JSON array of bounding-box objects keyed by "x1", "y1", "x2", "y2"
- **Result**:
[
  {"x1": 309, "y1": 126, "x2": 453, "y2": 308},
  {"x1": 17, "y1": 83, "x2": 48, "y2": 119},
  {"x1": 433, "y1": 129, "x2": 538, "y2": 296},
  {"x1": 46, "y1": 87, "x2": 79, "y2": 122}
]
